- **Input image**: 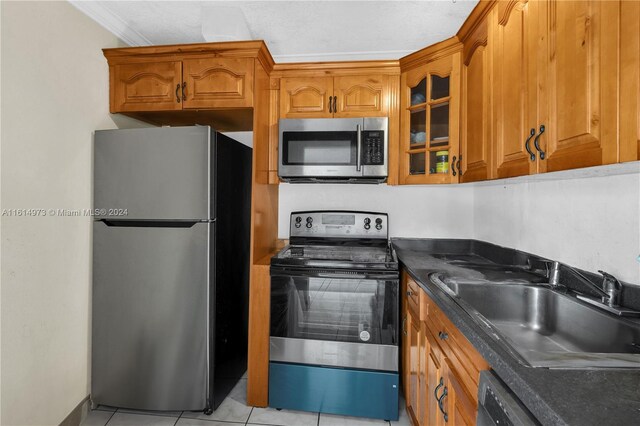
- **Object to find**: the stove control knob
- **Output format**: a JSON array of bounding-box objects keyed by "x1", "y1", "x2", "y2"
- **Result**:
[
  {"x1": 364, "y1": 224, "x2": 371, "y2": 230},
  {"x1": 306, "y1": 222, "x2": 312, "y2": 228},
  {"x1": 375, "y1": 224, "x2": 382, "y2": 230},
  {"x1": 295, "y1": 223, "x2": 301, "y2": 228},
  {"x1": 375, "y1": 218, "x2": 383, "y2": 225},
  {"x1": 364, "y1": 217, "x2": 371, "y2": 225},
  {"x1": 295, "y1": 216, "x2": 302, "y2": 223},
  {"x1": 306, "y1": 216, "x2": 313, "y2": 223}
]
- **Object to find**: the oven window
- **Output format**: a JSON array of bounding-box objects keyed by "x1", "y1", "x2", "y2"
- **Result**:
[
  {"x1": 270, "y1": 274, "x2": 398, "y2": 346},
  {"x1": 282, "y1": 131, "x2": 357, "y2": 165}
]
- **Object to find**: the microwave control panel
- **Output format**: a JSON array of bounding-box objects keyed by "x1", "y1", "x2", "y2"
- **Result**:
[{"x1": 361, "y1": 131, "x2": 385, "y2": 165}]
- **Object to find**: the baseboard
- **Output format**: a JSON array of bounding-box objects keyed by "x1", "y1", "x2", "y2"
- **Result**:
[{"x1": 59, "y1": 395, "x2": 90, "y2": 426}]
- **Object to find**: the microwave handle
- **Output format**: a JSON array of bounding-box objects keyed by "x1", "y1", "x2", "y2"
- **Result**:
[{"x1": 356, "y1": 124, "x2": 362, "y2": 172}]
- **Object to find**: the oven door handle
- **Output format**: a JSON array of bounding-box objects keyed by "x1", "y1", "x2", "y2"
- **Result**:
[
  {"x1": 271, "y1": 267, "x2": 398, "y2": 281},
  {"x1": 317, "y1": 272, "x2": 368, "y2": 279}
]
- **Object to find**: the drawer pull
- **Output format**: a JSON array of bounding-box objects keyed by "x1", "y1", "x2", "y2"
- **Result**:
[
  {"x1": 525, "y1": 128, "x2": 536, "y2": 161},
  {"x1": 438, "y1": 331, "x2": 449, "y2": 340},
  {"x1": 407, "y1": 290, "x2": 413, "y2": 297},
  {"x1": 434, "y1": 377, "x2": 444, "y2": 400},
  {"x1": 437, "y1": 386, "x2": 448, "y2": 422}
]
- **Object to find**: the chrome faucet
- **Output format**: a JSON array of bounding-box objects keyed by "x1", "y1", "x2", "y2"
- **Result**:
[{"x1": 545, "y1": 261, "x2": 622, "y2": 308}]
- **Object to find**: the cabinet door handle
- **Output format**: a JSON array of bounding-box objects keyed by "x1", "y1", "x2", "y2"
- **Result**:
[
  {"x1": 525, "y1": 128, "x2": 536, "y2": 161},
  {"x1": 434, "y1": 377, "x2": 444, "y2": 400},
  {"x1": 438, "y1": 331, "x2": 449, "y2": 340},
  {"x1": 181, "y1": 82, "x2": 187, "y2": 101},
  {"x1": 451, "y1": 156, "x2": 457, "y2": 176},
  {"x1": 328, "y1": 96, "x2": 333, "y2": 113},
  {"x1": 437, "y1": 386, "x2": 448, "y2": 422},
  {"x1": 402, "y1": 316, "x2": 407, "y2": 336},
  {"x1": 457, "y1": 155, "x2": 462, "y2": 177},
  {"x1": 176, "y1": 84, "x2": 181, "y2": 103},
  {"x1": 406, "y1": 290, "x2": 413, "y2": 297},
  {"x1": 534, "y1": 124, "x2": 546, "y2": 160},
  {"x1": 332, "y1": 96, "x2": 337, "y2": 114}
]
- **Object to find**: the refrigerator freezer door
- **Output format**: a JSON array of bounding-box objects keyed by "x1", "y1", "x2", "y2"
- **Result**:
[
  {"x1": 94, "y1": 126, "x2": 213, "y2": 221},
  {"x1": 92, "y1": 221, "x2": 212, "y2": 411}
]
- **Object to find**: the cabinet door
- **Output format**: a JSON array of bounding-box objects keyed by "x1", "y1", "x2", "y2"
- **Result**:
[
  {"x1": 400, "y1": 53, "x2": 461, "y2": 185},
  {"x1": 540, "y1": 0, "x2": 618, "y2": 172},
  {"x1": 111, "y1": 61, "x2": 183, "y2": 112},
  {"x1": 182, "y1": 58, "x2": 254, "y2": 109},
  {"x1": 443, "y1": 358, "x2": 477, "y2": 426},
  {"x1": 619, "y1": 0, "x2": 640, "y2": 162},
  {"x1": 461, "y1": 19, "x2": 491, "y2": 183},
  {"x1": 280, "y1": 77, "x2": 333, "y2": 118},
  {"x1": 407, "y1": 311, "x2": 421, "y2": 425},
  {"x1": 424, "y1": 328, "x2": 445, "y2": 426},
  {"x1": 333, "y1": 75, "x2": 389, "y2": 117},
  {"x1": 492, "y1": 0, "x2": 539, "y2": 178}
]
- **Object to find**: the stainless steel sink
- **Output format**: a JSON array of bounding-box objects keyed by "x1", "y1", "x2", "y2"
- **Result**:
[{"x1": 430, "y1": 274, "x2": 640, "y2": 368}]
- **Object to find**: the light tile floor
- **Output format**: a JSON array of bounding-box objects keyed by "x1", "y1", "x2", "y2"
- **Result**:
[{"x1": 82, "y1": 378, "x2": 411, "y2": 426}]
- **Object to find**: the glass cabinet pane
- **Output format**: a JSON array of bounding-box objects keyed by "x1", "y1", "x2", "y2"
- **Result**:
[
  {"x1": 430, "y1": 75, "x2": 450, "y2": 100},
  {"x1": 410, "y1": 110, "x2": 426, "y2": 146},
  {"x1": 409, "y1": 152, "x2": 426, "y2": 175},
  {"x1": 410, "y1": 78, "x2": 427, "y2": 105},
  {"x1": 429, "y1": 103, "x2": 449, "y2": 146},
  {"x1": 428, "y1": 150, "x2": 449, "y2": 175}
]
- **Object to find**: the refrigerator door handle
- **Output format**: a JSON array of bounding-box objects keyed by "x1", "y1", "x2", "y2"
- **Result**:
[{"x1": 99, "y1": 220, "x2": 201, "y2": 228}]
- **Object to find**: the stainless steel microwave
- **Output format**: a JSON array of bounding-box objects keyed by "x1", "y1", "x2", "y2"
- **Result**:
[{"x1": 278, "y1": 117, "x2": 388, "y2": 183}]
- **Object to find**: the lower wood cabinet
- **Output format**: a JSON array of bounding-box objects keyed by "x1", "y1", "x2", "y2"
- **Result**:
[
  {"x1": 402, "y1": 269, "x2": 489, "y2": 426},
  {"x1": 443, "y1": 358, "x2": 477, "y2": 426}
]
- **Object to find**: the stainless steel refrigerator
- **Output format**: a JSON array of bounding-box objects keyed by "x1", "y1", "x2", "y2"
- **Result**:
[{"x1": 91, "y1": 126, "x2": 252, "y2": 413}]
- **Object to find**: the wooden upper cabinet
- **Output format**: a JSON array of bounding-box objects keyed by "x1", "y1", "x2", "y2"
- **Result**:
[
  {"x1": 540, "y1": 0, "x2": 618, "y2": 172},
  {"x1": 400, "y1": 52, "x2": 461, "y2": 185},
  {"x1": 461, "y1": 18, "x2": 491, "y2": 183},
  {"x1": 492, "y1": 0, "x2": 539, "y2": 179},
  {"x1": 183, "y1": 58, "x2": 254, "y2": 109},
  {"x1": 619, "y1": 0, "x2": 640, "y2": 162},
  {"x1": 280, "y1": 77, "x2": 333, "y2": 118},
  {"x1": 111, "y1": 61, "x2": 183, "y2": 112},
  {"x1": 333, "y1": 75, "x2": 389, "y2": 117}
]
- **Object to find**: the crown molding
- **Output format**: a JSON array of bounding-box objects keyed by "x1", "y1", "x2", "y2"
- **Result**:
[
  {"x1": 272, "y1": 50, "x2": 412, "y2": 64},
  {"x1": 69, "y1": 0, "x2": 152, "y2": 46}
]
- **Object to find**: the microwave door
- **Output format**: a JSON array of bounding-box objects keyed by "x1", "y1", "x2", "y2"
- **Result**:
[{"x1": 280, "y1": 130, "x2": 363, "y2": 178}]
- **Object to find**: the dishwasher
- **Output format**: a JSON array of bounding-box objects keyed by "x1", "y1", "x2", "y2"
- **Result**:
[{"x1": 477, "y1": 371, "x2": 539, "y2": 426}]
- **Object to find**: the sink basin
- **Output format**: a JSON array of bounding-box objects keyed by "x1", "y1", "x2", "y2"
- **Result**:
[{"x1": 431, "y1": 275, "x2": 640, "y2": 368}]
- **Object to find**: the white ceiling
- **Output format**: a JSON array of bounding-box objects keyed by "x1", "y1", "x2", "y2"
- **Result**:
[{"x1": 71, "y1": 0, "x2": 478, "y2": 62}]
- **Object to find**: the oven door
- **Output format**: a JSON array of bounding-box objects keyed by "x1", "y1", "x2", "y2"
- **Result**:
[
  {"x1": 278, "y1": 118, "x2": 363, "y2": 178},
  {"x1": 270, "y1": 268, "x2": 399, "y2": 371}
]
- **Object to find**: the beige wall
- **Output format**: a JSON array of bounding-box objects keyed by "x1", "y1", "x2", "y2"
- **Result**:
[
  {"x1": 473, "y1": 166, "x2": 640, "y2": 285},
  {"x1": 1, "y1": 2, "x2": 147, "y2": 425}
]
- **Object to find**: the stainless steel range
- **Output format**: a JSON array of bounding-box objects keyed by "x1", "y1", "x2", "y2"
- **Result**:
[{"x1": 269, "y1": 211, "x2": 399, "y2": 421}]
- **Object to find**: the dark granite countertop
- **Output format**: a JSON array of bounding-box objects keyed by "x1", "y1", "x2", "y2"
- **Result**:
[{"x1": 392, "y1": 238, "x2": 640, "y2": 426}]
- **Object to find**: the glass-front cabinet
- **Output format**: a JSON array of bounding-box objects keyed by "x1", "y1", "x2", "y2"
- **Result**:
[{"x1": 400, "y1": 53, "x2": 461, "y2": 184}]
